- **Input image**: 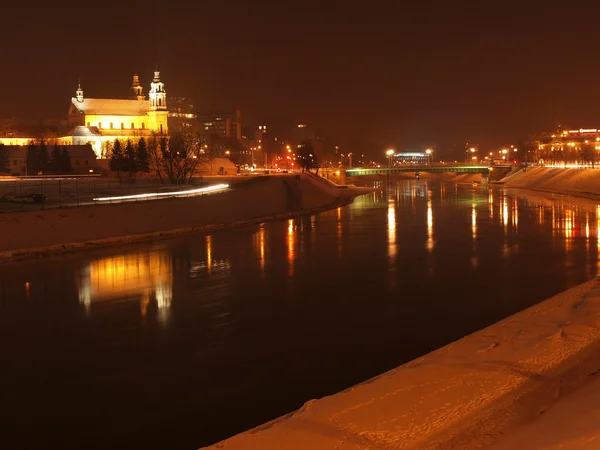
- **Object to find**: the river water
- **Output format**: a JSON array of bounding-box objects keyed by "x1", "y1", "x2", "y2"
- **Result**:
[{"x1": 1, "y1": 179, "x2": 598, "y2": 450}]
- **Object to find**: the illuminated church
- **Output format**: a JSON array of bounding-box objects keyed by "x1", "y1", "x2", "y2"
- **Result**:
[{"x1": 66, "y1": 71, "x2": 168, "y2": 158}]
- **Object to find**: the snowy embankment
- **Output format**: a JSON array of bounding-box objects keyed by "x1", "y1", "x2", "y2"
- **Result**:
[
  {"x1": 501, "y1": 167, "x2": 600, "y2": 200},
  {"x1": 203, "y1": 279, "x2": 600, "y2": 450},
  {"x1": 0, "y1": 175, "x2": 362, "y2": 261}
]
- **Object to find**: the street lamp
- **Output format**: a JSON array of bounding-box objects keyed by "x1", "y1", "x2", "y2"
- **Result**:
[
  {"x1": 386, "y1": 149, "x2": 394, "y2": 168},
  {"x1": 425, "y1": 148, "x2": 432, "y2": 165}
]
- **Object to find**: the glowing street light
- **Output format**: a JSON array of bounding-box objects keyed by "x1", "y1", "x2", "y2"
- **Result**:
[
  {"x1": 386, "y1": 149, "x2": 395, "y2": 168},
  {"x1": 425, "y1": 148, "x2": 432, "y2": 165}
]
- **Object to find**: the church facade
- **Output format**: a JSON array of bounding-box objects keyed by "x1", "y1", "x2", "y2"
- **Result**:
[
  {"x1": 66, "y1": 71, "x2": 168, "y2": 158},
  {"x1": 0, "y1": 71, "x2": 169, "y2": 160}
]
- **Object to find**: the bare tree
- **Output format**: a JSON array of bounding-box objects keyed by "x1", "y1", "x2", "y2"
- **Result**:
[{"x1": 148, "y1": 131, "x2": 202, "y2": 184}]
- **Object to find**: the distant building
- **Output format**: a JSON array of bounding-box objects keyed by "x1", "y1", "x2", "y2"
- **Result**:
[
  {"x1": 67, "y1": 71, "x2": 168, "y2": 157},
  {"x1": 394, "y1": 151, "x2": 428, "y2": 164},
  {"x1": 527, "y1": 127, "x2": 600, "y2": 166},
  {"x1": 167, "y1": 97, "x2": 197, "y2": 131},
  {"x1": 0, "y1": 70, "x2": 169, "y2": 159},
  {"x1": 196, "y1": 110, "x2": 242, "y2": 140}
]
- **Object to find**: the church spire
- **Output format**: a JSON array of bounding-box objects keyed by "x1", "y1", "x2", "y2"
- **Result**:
[
  {"x1": 149, "y1": 69, "x2": 166, "y2": 111},
  {"x1": 75, "y1": 80, "x2": 83, "y2": 103},
  {"x1": 131, "y1": 73, "x2": 144, "y2": 100}
]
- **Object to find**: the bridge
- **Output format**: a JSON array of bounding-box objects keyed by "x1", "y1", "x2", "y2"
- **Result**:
[{"x1": 345, "y1": 165, "x2": 496, "y2": 176}]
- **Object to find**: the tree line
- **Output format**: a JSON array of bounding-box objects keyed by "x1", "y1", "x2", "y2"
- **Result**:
[
  {"x1": 27, "y1": 141, "x2": 73, "y2": 174},
  {"x1": 0, "y1": 142, "x2": 73, "y2": 175},
  {"x1": 108, "y1": 138, "x2": 150, "y2": 174}
]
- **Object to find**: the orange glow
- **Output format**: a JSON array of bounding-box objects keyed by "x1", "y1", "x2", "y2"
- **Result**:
[
  {"x1": 287, "y1": 219, "x2": 295, "y2": 276},
  {"x1": 78, "y1": 250, "x2": 173, "y2": 321},
  {"x1": 387, "y1": 197, "x2": 397, "y2": 260},
  {"x1": 426, "y1": 198, "x2": 434, "y2": 252},
  {"x1": 206, "y1": 235, "x2": 213, "y2": 274}
]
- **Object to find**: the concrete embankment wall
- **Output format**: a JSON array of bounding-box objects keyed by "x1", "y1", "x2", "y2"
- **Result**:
[
  {"x1": 501, "y1": 167, "x2": 600, "y2": 199},
  {"x1": 203, "y1": 279, "x2": 600, "y2": 450},
  {"x1": 0, "y1": 176, "x2": 341, "y2": 260}
]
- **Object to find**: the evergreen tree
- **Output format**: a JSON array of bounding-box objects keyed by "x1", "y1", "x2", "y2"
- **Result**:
[
  {"x1": 296, "y1": 140, "x2": 317, "y2": 172},
  {"x1": 0, "y1": 144, "x2": 8, "y2": 173},
  {"x1": 51, "y1": 144, "x2": 61, "y2": 173},
  {"x1": 124, "y1": 139, "x2": 137, "y2": 173},
  {"x1": 136, "y1": 137, "x2": 149, "y2": 173},
  {"x1": 26, "y1": 141, "x2": 39, "y2": 175},
  {"x1": 109, "y1": 139, "x2": 124, "y2": 172},
  {"x1": 37, "y1": 139, "x2": 49, "y2": 174},
  {"x1": 60, "y1": 146, "x2": 72, "y2": 173}
]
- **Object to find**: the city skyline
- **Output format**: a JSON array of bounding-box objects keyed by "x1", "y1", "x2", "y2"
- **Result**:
[{"x1": 3, "y1": 2, "x2": 600, "y2": 158}]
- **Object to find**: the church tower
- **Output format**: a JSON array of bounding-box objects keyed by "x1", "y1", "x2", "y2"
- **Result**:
[
  {"x1": 131, "y1": 74, "x2": 144, "y2": 100},
  {"x1": 75, "y1": 81, "x2": 84, "y2": 103},
  {"x1": 148, "y1": 70, "x2": 168, "y2": 134},
  {"x1": 149, "y1": 70, "x2": 167, "y2": 110}
]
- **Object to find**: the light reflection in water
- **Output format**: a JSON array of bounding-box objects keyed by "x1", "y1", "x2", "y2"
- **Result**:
[
  {"x1": 471, "y1": 202, "x2": 478, "y2": 269},
  {"x1": 387, "y1": 196, "x2": 397, "y2": 261},
  {"x1": 426, "y1": 196, "x2": 433, "y2": 252},
  {"x1": 489, "y1": 190, "x2": 494, "y2": 220},
  {"x1": 471, "y1": 203, "x2": 477, "y2": 241},
  {"x1": 337, "y1": 206, "x2": 343, "y2": 260},
  {"x1": 78, "y1": 251, "x2": 173, "y2": 323},
  {"x1": 564, "y1": 209, "x2": 573, "y2": 252},
  {"x1": 287, "y1": 219, "x2": 296, "y2": 276},
  {"x1": 512, "y1": 197, "x2": 519, "y2": 230},
  {"x1": 502, "y1": 196, "x2": 509, "y2": 231},
  {"x1": 254, "y1": 225, "x2": 266, "y2": 276},
  {"x1": 206, "y1": 235, "x2": 213, "y2": 275}
]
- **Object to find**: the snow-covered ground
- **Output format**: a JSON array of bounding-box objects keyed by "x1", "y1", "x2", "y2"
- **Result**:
[
  {"x1": 202, "y1": 279, "x2": 600, "y2": 449},
  {"x1": 0, "y1": 176, "x2": 350, "y2": 260},
  {"x1": 502, "y1": 167, "x2": 600, "y2": 200},
  {"x1": 490, "y1": 374, "x2": 600, "y2": 449}
]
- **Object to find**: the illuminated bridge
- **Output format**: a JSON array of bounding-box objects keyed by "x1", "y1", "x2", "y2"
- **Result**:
[{"x1": 346, "y1": 165, "x2": 494, "y2": 176}]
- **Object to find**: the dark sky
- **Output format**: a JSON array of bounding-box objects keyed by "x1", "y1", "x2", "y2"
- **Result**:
[{"x1": 3, "y1": 2, "x2": 600, "y2": 157}]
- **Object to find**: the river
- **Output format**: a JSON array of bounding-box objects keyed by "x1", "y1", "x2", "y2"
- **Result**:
[{"x1": 0, "y1": 179, "x2": 598, "y2": 450}]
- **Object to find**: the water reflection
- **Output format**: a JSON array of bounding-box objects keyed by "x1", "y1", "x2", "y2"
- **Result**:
[
  {"x1": 254, "y1": 225, "x2": 267, "y2": 276},
  {"x1": 337, "y1": 206, "x2": 343, "y2": 259},
  {"x1": 206, "y1": 235, "x2": 213, "y2": 274},
  {"x1": 387, "y1": 196, "x2": 397, "y2": 261},
  {"x1": 6, "y1": 180, "x2": 600, "y2": 450},
  {"x1": 78, "y1": 250, "x2": 173, "y2": 323},
  {"x1": 426, "y1": 195, "x2": 434, "y2": 252},
  {"x1": 288, "y1": 219, "x2": 296, "y2": 276}
]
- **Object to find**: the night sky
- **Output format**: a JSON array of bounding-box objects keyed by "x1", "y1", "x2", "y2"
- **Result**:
[{"x1": 3, "y1": 2, "x2": 600, "y2": 157}]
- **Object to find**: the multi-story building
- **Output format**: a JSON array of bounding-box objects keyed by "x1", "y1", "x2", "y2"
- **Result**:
[
  {"x1": 527, "y1": 127, "x2": 600, "y2": 166},
  {"x1": 196, "y1": 110, "x2": 242, "y2": 140},
  {"x1": 394, "y1": 151, "x2": 429, "y2": 165},
  {"x1": 0, "y1": 70, "x2": 169, "y2": 159}
]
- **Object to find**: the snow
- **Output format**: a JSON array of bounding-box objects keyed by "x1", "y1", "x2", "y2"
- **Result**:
[
  {"x1": 202, "y1": 279, "x2": 600, "y2": 449},
  {"x1": 491, "y1": 374, "x2": 600, "y2": 449},
  {"x1": 502, "y1": 167, "x2": 600, "y2": 200},
  {"x1": 0, "y1": 175, "x2": 363, "y2": 261}
]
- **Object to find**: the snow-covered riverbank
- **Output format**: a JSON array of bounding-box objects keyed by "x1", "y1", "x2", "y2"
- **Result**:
[
  {"x1": 203, "y1": 278, "x2": 600, "y2": 449},
  {"x1": 501, "y1": 167, "x2": 600, "y2": 201},
  {"x1": 0, "y1": 175, "x2": 365, "y2": 262}
]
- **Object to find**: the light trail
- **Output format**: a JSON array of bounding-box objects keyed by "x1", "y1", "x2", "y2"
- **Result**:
[{"x1": 92, "y1": 183, "x2": 229, "y2": 202}]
